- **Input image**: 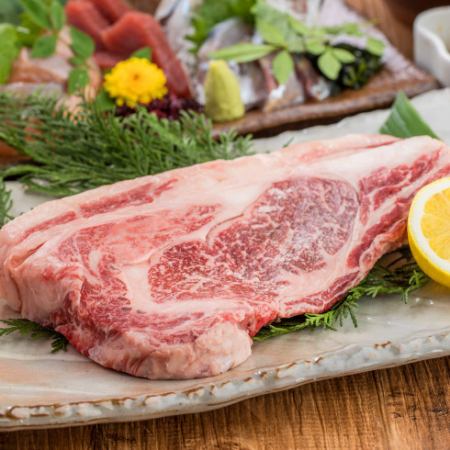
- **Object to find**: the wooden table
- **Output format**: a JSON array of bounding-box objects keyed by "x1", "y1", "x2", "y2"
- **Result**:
[{"x1": 1, "y1": 1, "x2": 449, "y2": 449}]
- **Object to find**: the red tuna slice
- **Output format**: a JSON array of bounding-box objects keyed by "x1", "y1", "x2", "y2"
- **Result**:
[
  {"x1": 90, "y1": 0, "x2": 131, "y2": 22},
  {"x1": 66, "y1": 1, "x2": 110, "y2": 49},
  {"x1": 94, "y1": 51, "x2": 127, "y2": 70},
  {"x1": 101, "y1": 12, "x2": 192, "y2": 98}
]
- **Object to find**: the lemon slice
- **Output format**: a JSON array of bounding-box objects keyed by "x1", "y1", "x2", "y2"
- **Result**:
[{"x1": 408, "y1": 177, "x2": 450, "y2": 287}]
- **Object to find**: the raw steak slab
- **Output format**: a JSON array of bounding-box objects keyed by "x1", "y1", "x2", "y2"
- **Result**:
[{"x1": 1, "y1": 134, "x2": 449, "y2": 379}]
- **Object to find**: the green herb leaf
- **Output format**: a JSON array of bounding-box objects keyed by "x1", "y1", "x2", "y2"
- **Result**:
[
  {"x1": 132, "y1": 47, "x2": 152, "y2": 61},
  {"x1": 380, "y1": 92, "x2": 439, "y2": 139},
  {"x1": 68, "y1": 67, "x2": 90, "y2": 94},
  {"x1": 332, "y1": 47, "x2": 356, "y2": 63},
  {"x1": 0, "y1": 24, "x2": 20, "y2": 84},
  {"x1": 0, "y1": 319, "x2": 68, "y2": 353},
  {"x1": 366, "y1": 36, "x2": 385, "y2": 56},
  {"x1": 209, "y1": 43, "x2": 275, "y2": 63},
  {"x1": 94, "y1": 88, "x2": 116, "y2": 112},
  {"x1": 272, "y1": 50, "x2": 294, "y2": 85},
  {"x1": 187, "y1": 0, "x2": 256, "y2": 53},
  {"x1": 305, "y1": 38, "x2": 326, "y2": 55},
  {"x1": 17, "y1": 12, "x2": 44, "y2": 47},
  {"x1": 31, "y1": 33, "x2": 57, "y2": 58},
  {"x1": 324, "y1": 23, "x2": 363, "y2": 37},
  {"x1": 318, "y1": 49, "x2": 341, "y2": 80},
  {"x1": 70, "y1": 26, "x2": 95, "y2": 61},
  {"x1": 69, "y1": 55, "x2": 86, "y2": 67},
  {"x1": 20, "y1": 0, "x2": 51, "y2": 29},
  {"x1": 49, "y1": 0, "x2": 65, "y2": 31},
  {"x1": 289, "y1": 17, "x2": 309, "y2": 35},
  {"x1": 256, "y1": 19, "x2": 286, "y2": 47}
]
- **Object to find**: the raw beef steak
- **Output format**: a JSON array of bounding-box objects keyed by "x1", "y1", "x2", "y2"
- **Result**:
[{"x1": 1, "y1": 134, "x2": 449, "y2": 379}]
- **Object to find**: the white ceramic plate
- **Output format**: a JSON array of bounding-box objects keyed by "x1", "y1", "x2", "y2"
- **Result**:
[{"x1": 1, "y1": 89, "x2": 450, "y2": 431}]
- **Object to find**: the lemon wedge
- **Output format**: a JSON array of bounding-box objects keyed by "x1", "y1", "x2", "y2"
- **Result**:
[{"x1": 408, "y1": 177, "x2": 450, "y2": 287}]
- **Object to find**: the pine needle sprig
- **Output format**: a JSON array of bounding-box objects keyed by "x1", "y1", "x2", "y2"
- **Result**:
[
  {"x1": 254, "y1": 247, "x2": 429, "y2": 341},
  {"x1": 0, "y1": 93, "x2": 252, "y2": 197},
  {"x1": 0, "y1": 319, "x2": 68, "y2": 353}
]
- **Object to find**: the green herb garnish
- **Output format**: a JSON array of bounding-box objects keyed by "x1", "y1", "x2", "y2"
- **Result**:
[
  {"x1": 188, "y1": 0, "x2": 256, "y2": 53},
  {"x1": 13, "y1": 0, "x2": 94, "y2": 93},
  {"x1": 209, "y1": 0, "x2": 385, "y2": 86},
  {"x1": 0, "y1": 319, "x2": 68, "y2": 352},
  {"x1": 0, "y1": 23, "x2": 20, "y2": 84},
  {"x1": 0, "y1": 93, "x2": 252, "y2": 196}
]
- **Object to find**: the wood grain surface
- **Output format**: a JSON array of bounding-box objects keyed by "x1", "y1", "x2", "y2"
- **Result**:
[
  {"x1": 1, "y1": 1, "x2": 449, "y2": 449},
  {"x1": 1, "y1": 358, "x2": 448, "y2": 449}
]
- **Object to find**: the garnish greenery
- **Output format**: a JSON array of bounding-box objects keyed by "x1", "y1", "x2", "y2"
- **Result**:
[
  {"x1": 209, "y1": 0, "x2": 384, "y2": 86},
  {"x1": 255, "y1": 248, "x2": 429, "y2": 341},
  {"x1": 188, "y1": 0, "x2": 256, "y2": 53},
  {"x1": 0, "y1": 0, "x2": 93, "y2": 92},
  {"x1": 0, "y1": 23, "x2": 20, "y2": 84},
  {"x1": 0, "y1": 318, "x2": 68, "y2": 352},
  {"x1": 0, "y1": 93, "x2": 252, "y2": 197}
]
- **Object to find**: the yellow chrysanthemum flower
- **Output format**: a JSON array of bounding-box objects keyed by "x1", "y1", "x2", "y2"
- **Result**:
[{"x1": 104, "y1": 57, "x2": 168, "y2": 108}]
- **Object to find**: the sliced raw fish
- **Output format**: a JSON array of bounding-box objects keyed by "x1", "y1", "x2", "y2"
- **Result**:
[
  {"x1": 90, "y1": 0, "x2": 131, "y2": 22},
  {"x1": 94, "y1": 51, "x2": 127, "y2": 70},
  {"x1": 66, "y1": 0, "x2": 110, "y2": 49},
  {"x1": 295, "y1": 56, "x2": 331, "y2": 101}
]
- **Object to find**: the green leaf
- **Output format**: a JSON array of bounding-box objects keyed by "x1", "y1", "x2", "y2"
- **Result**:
[
  {"x1": 69, "y1": 55, "x2": 86, "y2": 67},
  {"x1": 286, "y1": 37, "x2": 305, "y2": 53},
  {"x1": 332, "y1": 48, "x2": 356, "y2": 63},
  {"x1": 17, "y1": 13, "x2": 44, "y2": 47},
  {"x1": 318, "y1": 49, "x2": 342, "y2": 80},
  {"x1": 366, "y1": 37, "x2": 385, "y2": 56},
  {"x1": 256, "y1": 19, "x2": 286, "y2": 47},
  {"x1": 209, "y1": 43, "x2": 275, "y2": 63},
  {"x1": 132, "y1": 47, "x2": 152, "y2": 61},
  {"x1": 49, "y1": 0, "x2": 65, "y2": 31},
  {"x1": 19, "y1": 0, "x2": 51, "y2": 29},
  {"x1": 31, "y1": 33, "x2": 57, "y2": 58},
  {"x1": 0, "y1": 24, "x2": 20, "y2": 84},
  {"x1": 94, "y1": 88, "x2": 116, "y2": 112},
  {"x1": 305, "y1": 38, "x2": 326, "y2": 55},
  {"x1": 187, "y1": 0, "x2": 256, "y2": 52},
  {"x1": 272, "y1": 50, "x2": 294, "y2": 85},
  {"x1": 379, "y1": 92, "x2": 439, "y2": 139},
  {"x1": 68, "y1": 67, "x2": 90, "y2": 94},
  {"x1": 70, "y1": 27, "x2": 95, "y2": 61},
  {"x1": 289, "y1": 17, "x2": 309, "y2": 35},
  {"x1": 324, "y1": 23, "x2": 362, "y2": 36}
]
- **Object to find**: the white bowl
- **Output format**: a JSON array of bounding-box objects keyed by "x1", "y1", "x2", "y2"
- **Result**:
[{"x1": 414, "y1": 6, "x2": 450, "y2": 87}]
